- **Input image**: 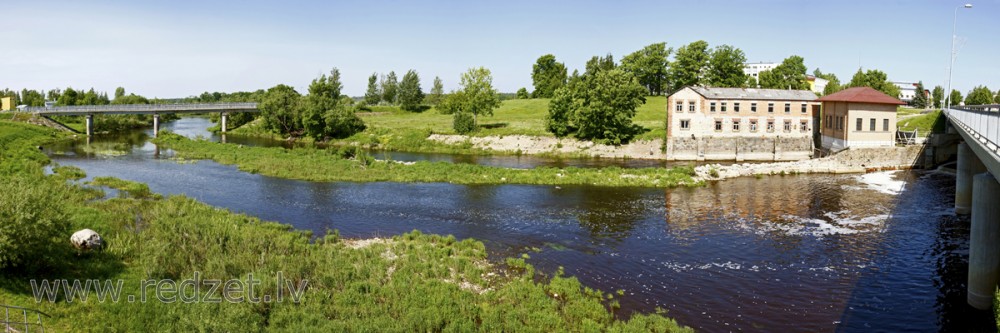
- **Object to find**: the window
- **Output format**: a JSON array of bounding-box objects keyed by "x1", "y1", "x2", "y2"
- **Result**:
[
  {"x1": 733, "y1": 119, "x2": 741, "y2": 131},
  {"x1": 675, "y1": 101, "x2": 683, "y2": 112},
  {"x1": 784, "y1": 103, "x2": 791, "y2": 113},
  {"x1": 721, "y1": 102, "x2": 727, "y2": 112},
  {"x1": 750, "y1": 119, "x2": 758, "y2": 132},
  {"x1": 715, "y1": 120, "x2": 723, "y2": 131},
  {"x1": 767, "y1": 120, "x2": 775, "y2": 132},
  {"x1": 768, "y1": 103, "x2": 774, "y2": 113},
  {"x1": 710, "y1": 102, "x2": 716, "y2": 112},
  {"x1": 883, "y1": 119, "x2": 889, "y2": 132},
  {"x1": 800, "y1": 120, "x2": 809, "y2": 132},
  {"x1": 783, "y1": 120, "x2": 792, "y2": 132},
  {"x1": 734, "y1": 103, "x2": 741, "y2": 112},
  {"x1": 680, "y1": 119, "x2": 690, "y2": 130},
  {"x1": 826, "y1": 115, "x2": 832, "y2": 129},
  {"x1": 688, "y1": 102, "x2": 695, "y2": 112},
  {"x1": 837, "y1": 117, "x2": 843, "y2": 130},
  {"x1": 870, "y1": 118, "x2": 876, "y2": 131},
  {"x1": 856, "y1": 118, "x2": 863, "y2": 131},
  {"x1": 801, "y1": 104, "x2": 807, "y2": 113},
  {"x1": 751, "y1": 103, "x2": 757, "y2": 112}
]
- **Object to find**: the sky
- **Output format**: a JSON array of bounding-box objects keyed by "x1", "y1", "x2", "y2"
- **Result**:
[{"x1": 3, "y1": 0, "x2": 998, "y2": 99}]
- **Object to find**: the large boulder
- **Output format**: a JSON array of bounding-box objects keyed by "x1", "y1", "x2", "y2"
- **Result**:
[{"x1": 70, "y1": 229, "x2": 103, "y2": 251}]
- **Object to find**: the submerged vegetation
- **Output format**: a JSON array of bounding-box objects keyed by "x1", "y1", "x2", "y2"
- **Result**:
[
  {"x1": 0, "y1": 120, "x2": 691, "y2": 331},
  {"x1": 153, "y1": 132, "x2": 699, "y2": 188}
]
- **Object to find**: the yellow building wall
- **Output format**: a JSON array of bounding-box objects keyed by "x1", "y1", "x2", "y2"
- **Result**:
[{"x1": 1, "y1": 97, "x2": 11, "y2": 111}]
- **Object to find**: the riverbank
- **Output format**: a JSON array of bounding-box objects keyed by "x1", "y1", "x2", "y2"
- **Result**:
[
  {"x1": 692, "y1": 146, "x2": 925, "y2": 181},
  {"x1": 152, "y1": 132, "x2": 700, "y2": 188},
  {"x1": 0, "y1": 120, "x2": 691, "y2": 331}
]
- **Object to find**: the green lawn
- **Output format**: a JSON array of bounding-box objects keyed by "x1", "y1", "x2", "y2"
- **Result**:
[{"x1": 898, "y1": 110, "x2": 945, "y2": 136}]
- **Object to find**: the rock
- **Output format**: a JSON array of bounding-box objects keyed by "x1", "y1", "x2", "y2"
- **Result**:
[{"x1": 70, "y1": 229, "x2": 103, "y2": 251}]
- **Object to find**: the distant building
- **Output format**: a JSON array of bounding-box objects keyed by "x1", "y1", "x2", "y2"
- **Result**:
[
  {"x1": 742, "y1": 62, "x2": 778, "y2": 81},
  {"x1": 666, "y1": 86, "x2": 820, "y2": 161},
  {"x1": 892, "y1": 81, "x2": 918, "y2": 103},
  {"x1": 806, "y1": 75, "x2": 829, "y2": 94},
  {"x1": 0, "y1": 97, "x2": 11, "y2": 111},
  {"x1": 816, "y1": 87, "x2": 905, "y2": 152}
]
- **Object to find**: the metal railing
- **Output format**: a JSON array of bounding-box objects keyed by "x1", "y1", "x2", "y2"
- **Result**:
[
  {"x1": 23, "y1": 102, "x2": 258, "y2": 115},
  {"x1": 0, "y1": 304, "x2": 49, "y2": 333},
  {"x1": 946, "y1": 105, "x2": 1000, "y2": 154}
]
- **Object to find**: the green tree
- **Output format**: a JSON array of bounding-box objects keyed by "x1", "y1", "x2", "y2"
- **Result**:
[
  {"x1": 932, "y1": 85, "x2": 944, "y2": 108},
  {"x1": 364, "y1": 73, "x2": 381, "y2": 106},
  {"x1": 114, "y1": 87, "x2": 126, "y2": 100},
  {"x1": 381, "y1": 71, "x2": 398, "y2": 105},
  {"x1": 530, "y1": 54, "x2": 567, "y2": 98},
  {"x1": 574, "y1": 69, "x2": 646, "y2": 144},
  {"x1": 0, "y1": 176, "x2": 70, "y2": 270},
  {"x1": 666, "y1": 40, "x2": 710, "y2": 93},
  {"x1": 758, "y1": 56, "x2": 808, "y2": 90},
  {"x1": 911, "y1": 81, "x2": 928, "y2": 108},
  {"x1": 398, "y1": 70, "x2": 424, "y2": 111},
  {"x1": 301, "y1": 69, "x2": 343, "y2": 140},
  {"x1": 259, "y1": 84, "x2": 302, "y2": 135},
  {"x1": 745, "y1": 75, "x2": 758, "y2": 88},
  {"x1": 57, "y1": 87, "x2": 78, "y2": 106},
  {"x1": 813, "y1": 69, "x2": 841, "y2": 95},
  {"x1": 427, "y1": 76, "x2": 444, "y2": 105},
  {"x1": 620, "y1": 42, "x2": 671, "y2": 95},
  {"x1": 705, "y1": 44, "x2": 747, "y2": 88},
  {"x1": 949, "y1": 89, "x2": 963, "y2": 107},
  {"x1": 965, "y1": 85, "x2": 994, "y2": 106},
  {"x1": 545, "y1": 87, "x2": 574, "y2": 137},
  {"x1": 846, "y1": 69, "x2": 900, "y2": 98},
  {"x1": 516, "y1": 87, "x2": 530, "y2": 99},
  {"x1": 459, "y1": 67, "x2": 501, "y2": 126}
]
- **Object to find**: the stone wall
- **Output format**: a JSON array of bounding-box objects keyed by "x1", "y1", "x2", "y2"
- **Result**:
[{"x1": 667, "y1": 136, "x2": 814, "y2": 161}]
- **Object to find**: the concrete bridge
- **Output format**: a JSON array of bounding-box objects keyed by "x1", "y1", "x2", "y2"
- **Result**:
[
  {"x1": 942, "y1": 104, "x2": 1000, "y2": 310},
  {"x1": 24, "y1": 102, "x2": 258, "y2": 136}
]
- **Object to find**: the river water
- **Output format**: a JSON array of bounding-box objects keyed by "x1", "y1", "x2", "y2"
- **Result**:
[{"x1": 45, "y1": 118, "x2": 994, "y2": 332}]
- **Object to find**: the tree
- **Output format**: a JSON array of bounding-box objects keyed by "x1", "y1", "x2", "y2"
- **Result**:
[
  {"x1": 932, "y1": 85, "x2": 944, "y2": 108},
  {"x1": 620, "y1": 42, "x2": 671, "y2": 95},
  {"x1": 114, "y1": 87, "x2": 126, "y2": 100},
  {"x1": 459, "y1": 67, "x2": 501, "y2": 126},
  {"x1": 427, "y1": 76, "x2": 444, "y2": 105},
  {"x1": 546, "y1": 87, "x2": 574, "y2": 137},
  {"x1": 745, "y1": 76, "x2": 758, "y2": 88},
  {"x1": 813, "y1": 69, "x2": 841, "y2": 95},
  {"x1": 666, "y1": 40, "x2": 710, "y2": 92},
  {"x1": 398, "y1": 70, "x2": 424, "y2": 111},
  {"x1": 259, "y1": 84, "x2": 302, "y2": 135},
  {"x1": 911, "y1": 81, "x2": 928, "y2": 108},
  {"x1": 364, "y1": 73, "x2": 381, "y2": 106},
  {"x1": 846, "y1": 69, "x2": 900, "y2": 98},
  {"x1": 57, "y1": 87, "x2": 78, "y2": 106},
  {"x1": 584, "y1": 54, "x2": 617, "y2": 76},
  {"x1": 516, "y1": 87, "x2": 530, "y2": 99},
  {"x1": 949, "y1": 89, "x2": 963, "y2": 107},
  {"x1": 381, "y1": 71, "x2": 398, "y2": 105},
  {"x1": 705, "y1": 45, "x2": 747, "y2": 88},
  {"x1": 965, "y1": 85, "x2": 994, "y2": 106},
  {"x1": 301, "y1": 69, "x2": 342, "y2": 140},
  {"x1": 574, "y1": 69, "x2": 646, "y2": 144},
  {"x1": 758, "y1": 56, "x2": 808, "y2": 90},
  {"x1": 530, "y1": 54, "x2": 567, "y2": 98}
]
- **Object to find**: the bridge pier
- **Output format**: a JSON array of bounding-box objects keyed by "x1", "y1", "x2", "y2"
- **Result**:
[
  {"x1": 85, "y1": 114, "x2": 93, "y2": 136},
  {"x1": 153, "y1": 114, "x2": 160, "y2": 137},
  {"x1": 956, "y1": 142, "x2": 986, "y2": 215},
  {"x1": 968, "y1": 172, "x2": 1000, "y2": 310},
  {"x1": 221, "y1": 113, "x2": 228, "y2": 133}
]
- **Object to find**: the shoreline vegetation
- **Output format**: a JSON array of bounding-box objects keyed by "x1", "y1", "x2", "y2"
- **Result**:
[
  {"x1": 0, "y1": 120, "x2": 692, "y2": 331},
  {"x1": 153, "y1": 132, "x2": 699, "y2": 188}
]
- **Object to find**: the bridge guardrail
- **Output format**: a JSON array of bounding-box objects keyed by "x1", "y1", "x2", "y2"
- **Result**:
[
  {"x1": 23, "y1": 102, "x2": 258, "y2": 114},
  {"x1": 947, "y1": 105, "x2": 1000, "y2": 154}
]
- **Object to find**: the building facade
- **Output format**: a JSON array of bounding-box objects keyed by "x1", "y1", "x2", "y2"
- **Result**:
[
  {"x1": 816, "y1": 87, "x2": 904, "y2": 151},
  {"x1": 742, "y1": 62, "x2": 778, "y2": 81},
  {"x1": 666, "y1": 87, "x2": 820, "y2": 161},
  {"x1": 806, "y1": 75, "x2": 829, "y2": 94},
  {"x1": 893, "y1": 81, "x2": 918, "y2": 103}
]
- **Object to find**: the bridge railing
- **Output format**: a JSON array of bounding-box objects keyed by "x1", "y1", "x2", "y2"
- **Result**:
[
  {"x1": 947, "y1": 105, "x2": 1000, "y2": 153},
  {"x1": 23, "y1": 102, "x2": 258, "y2": 114}
]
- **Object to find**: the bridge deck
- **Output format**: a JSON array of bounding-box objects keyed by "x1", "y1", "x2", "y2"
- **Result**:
[
  {"x1": 946, "y1": 105, "x2": 1000, "y2": 177},
  {"x1": 24, "y1": 102, "x2": 258, "y2": 116}
]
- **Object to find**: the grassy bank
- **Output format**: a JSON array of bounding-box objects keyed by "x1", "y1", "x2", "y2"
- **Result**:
[
  {"x1": 0, "y1": 120, "x2": 692, "y2": 331},
  {"x1": 898, "y1": 110, "x2": 945, "y2": 136},
  {"x1": 154, "y1": 132, "x2": 698, "y2": 188}
]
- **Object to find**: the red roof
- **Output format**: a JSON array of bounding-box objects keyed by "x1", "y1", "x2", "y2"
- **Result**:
[{"x1": 816, "y1": 87, "x2": 905, "y2": 105}]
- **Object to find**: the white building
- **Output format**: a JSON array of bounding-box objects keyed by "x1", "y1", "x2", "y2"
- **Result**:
[
  {"x1": 743, "y1": 62, "x2": 778, "y2": 80},
  {"x1": 893, "y1": 82, "x2": 918, "y2": 103}
]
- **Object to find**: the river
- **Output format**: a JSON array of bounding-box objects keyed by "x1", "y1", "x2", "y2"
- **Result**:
[{"x1": 45, "y1": 118, "x2": 994, "y2": 332}]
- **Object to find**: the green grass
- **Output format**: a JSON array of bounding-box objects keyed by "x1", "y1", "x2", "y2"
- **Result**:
[
  {"x1": 896, "y1": 107, "x2": 933, "y2": 116},
  {"x1": 898, "y1": 110, "x2": 945, "y2": 136},
  {"x1": 0, "y1": 119, "x2": 692, "y2": 332},
  {"x1": 154, "y1": 132, "x2": 699, "y2": 188}
]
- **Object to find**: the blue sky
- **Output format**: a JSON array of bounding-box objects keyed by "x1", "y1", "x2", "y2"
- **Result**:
[{"x1": 4, "y1": 0, "x2": 998, "y2": 98}]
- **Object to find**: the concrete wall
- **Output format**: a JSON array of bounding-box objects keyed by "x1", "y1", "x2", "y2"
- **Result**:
[{"x1": 667, "y1": 135, "x2": 813, "y2": 161}]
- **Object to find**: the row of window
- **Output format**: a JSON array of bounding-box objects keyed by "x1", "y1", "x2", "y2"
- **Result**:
[
  {"x1": 823, "y1": 115, "x2": 891, "y2": 132},
  {"x1": 678, "y1": 118, "x2": 809, "y2": 133},
  {"x1": 674, "y1": 100, "x2": 809, "y2": 114}
]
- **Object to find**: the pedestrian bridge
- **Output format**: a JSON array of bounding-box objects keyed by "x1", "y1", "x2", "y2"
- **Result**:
[
  {"x1": 942, "y1": 105, "x2": 1000, "y2": 310},
  {"x1": 23, "y1": 102, "x2": 258, "y2": 136}
]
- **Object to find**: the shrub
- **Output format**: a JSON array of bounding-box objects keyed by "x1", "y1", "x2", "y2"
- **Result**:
[
  {"x1": 0, "y1": 175, "x2": 71, "y2": 270},
  {"x1": 453, "y1": 112, "x2": 476, "y2": 134}
]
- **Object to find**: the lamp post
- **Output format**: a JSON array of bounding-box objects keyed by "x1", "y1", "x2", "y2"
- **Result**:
[{"x1": 946, "y1": 3, "x2": 973, "y2": 109}]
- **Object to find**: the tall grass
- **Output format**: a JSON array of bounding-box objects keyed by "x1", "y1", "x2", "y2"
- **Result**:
[{"x1": 154, "y1": 132, "x2": 699, "y2": 188}]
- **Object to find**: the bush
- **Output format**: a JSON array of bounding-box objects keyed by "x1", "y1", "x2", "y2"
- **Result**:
[
  {"x1": 0, "y1": 175, "x2": 71, "y2": 270},
  {"x1": 453, "y1": 112, "x2": 476, "y2": 134}
]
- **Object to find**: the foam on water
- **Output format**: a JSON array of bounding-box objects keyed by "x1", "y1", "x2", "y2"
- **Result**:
[{"x1": 856, "y1": 171, "x2": 906, "y2": 195}]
